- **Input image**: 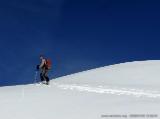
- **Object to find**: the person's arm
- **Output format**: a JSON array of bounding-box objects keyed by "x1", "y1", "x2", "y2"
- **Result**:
[{"x1": 39, "y1": 59, "x2": 45, "y2": 68}]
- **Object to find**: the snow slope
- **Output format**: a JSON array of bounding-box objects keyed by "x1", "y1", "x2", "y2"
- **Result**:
[{"x1": 0, "y1": 60, "x2": 160, "y2": 119}]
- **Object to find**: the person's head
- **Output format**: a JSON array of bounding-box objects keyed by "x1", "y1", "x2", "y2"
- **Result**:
[{"x1": 40, "y1": 55, "x2": 44, "y2": 60}]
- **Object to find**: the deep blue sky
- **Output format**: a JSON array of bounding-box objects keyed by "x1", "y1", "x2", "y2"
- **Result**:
[{"x1": 0, "y1": 0, "x2": 160, "y2": 86}]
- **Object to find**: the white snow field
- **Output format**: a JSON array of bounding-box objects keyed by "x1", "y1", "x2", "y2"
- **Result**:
[{"x1": 0, "y1": 60, "x2": 160, "y2": 119}]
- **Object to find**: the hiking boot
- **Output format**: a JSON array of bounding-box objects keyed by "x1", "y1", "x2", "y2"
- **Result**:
[{"x1": 46, "y1": 81, "x2": 49, "y2": 85}]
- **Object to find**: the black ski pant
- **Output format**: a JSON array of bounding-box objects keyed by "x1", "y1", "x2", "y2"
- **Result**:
[{"x1": 40, "y1": 68, "x2": 49, "y2": 82}]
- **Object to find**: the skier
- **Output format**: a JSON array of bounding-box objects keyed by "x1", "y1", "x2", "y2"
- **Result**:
[{"x1": 37, "y1": 55, "x2": 50, "y2": 85}]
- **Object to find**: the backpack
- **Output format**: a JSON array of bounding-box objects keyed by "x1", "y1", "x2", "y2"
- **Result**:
[{"x1": 45, "y1": 59, "x2": 52, "y2": 69}]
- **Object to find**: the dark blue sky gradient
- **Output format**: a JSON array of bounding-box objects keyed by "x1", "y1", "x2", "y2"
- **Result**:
[{"x1": 0, "y1": 0, "x2": 160, "y2": 86}]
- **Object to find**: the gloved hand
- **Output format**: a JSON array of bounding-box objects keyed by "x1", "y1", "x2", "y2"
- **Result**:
[{"x1": 36, "y1": 65, "x2": 40, "y2": 71}]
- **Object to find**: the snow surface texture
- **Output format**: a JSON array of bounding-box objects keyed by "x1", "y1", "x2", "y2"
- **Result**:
[{"x1": 0, "y1": 60, "x2": 160, "y2": 119}]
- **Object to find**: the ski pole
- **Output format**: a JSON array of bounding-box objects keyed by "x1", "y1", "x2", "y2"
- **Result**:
[
  {"x1": 34, "y1": 65, "x2": 40, "y2": 84},
  {"x1": 34, "y1": 71, "x2": 38, "y2": 84}
]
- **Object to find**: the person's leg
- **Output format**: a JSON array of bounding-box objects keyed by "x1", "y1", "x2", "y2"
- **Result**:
[
  {"x1": 44, "y1": 70, "x2": 50, "y2": 84},
  {"x1": 40, "y1": 73, "x2": 44, "y2": 82},
  {"x1": 40, "y1": 69, "x2": 45, "y2": 82}
]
